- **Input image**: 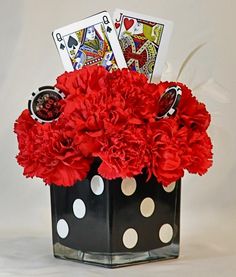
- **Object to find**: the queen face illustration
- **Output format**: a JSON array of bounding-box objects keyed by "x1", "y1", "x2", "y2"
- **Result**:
[{"x1": 86, "y1": 26, "x2": 96, "y2": 41}]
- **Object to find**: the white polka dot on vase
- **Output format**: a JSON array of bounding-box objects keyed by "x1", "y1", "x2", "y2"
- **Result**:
[
  {"x1": 140, "y1": 197, "x2": 155, "y2": 217},
  {"x1": 57, "y1": 219, "x2": 69, "y2": 239},
  {"x1": 122, "y1": 228, "x2": 138, "y2": 249},
  {"x1": 159, "y1": 224, "x2": 173, "y2": 243},
  {"x1": 73, "y1": 199, "x2": 86, "y2": 219},
  {"x1": 91, "y1": 175, "x2": 104, "y2": 195},
  {"x1": 121, "y1": 177, "x2": 137, "y2": 196},
  {"x1": 163, "y1": 182, "x2": 176, "y2": 193}
]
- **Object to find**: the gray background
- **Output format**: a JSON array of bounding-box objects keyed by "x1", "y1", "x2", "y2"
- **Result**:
[{"x1": 0, "y1": 0, "x2": 235, "y2": 276}]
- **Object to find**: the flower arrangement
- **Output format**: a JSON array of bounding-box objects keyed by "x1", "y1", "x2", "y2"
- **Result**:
[{"x1": 14, "y1": 65, "x2": 213, "y2": 187}]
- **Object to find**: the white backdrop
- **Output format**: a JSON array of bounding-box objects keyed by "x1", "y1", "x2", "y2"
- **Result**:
[{"x1": 0, "y1": 0, "x2": 236, "y2": 276}]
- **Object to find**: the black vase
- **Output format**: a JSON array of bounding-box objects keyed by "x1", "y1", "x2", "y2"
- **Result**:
[{"x1": 50, "y1": 161, "x2": 181, "y2": 268}]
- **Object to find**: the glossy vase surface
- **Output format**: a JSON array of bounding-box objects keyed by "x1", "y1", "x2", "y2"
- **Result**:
[{"x1": 50, "y1": 162, "x2": 181, "y2": 268}]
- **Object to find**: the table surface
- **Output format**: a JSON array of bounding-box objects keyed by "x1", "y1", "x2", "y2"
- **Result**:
[{"x1": 0, "y1": 232, "x2": 235, "y2": 277}]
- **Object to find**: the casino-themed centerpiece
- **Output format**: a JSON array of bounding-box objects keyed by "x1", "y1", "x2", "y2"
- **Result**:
[{"x1": 14, "y1": 10, "x2": 213, "y2": 268}]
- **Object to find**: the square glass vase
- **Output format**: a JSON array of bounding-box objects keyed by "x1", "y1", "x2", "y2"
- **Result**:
[{"x1": 50, "y1": 161, "x2": 181, "y2": 268}]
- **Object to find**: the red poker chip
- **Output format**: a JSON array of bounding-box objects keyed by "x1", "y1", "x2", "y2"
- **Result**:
[
  {"x1": 156, "y1": 86, "x2": 182, "y2": 119},
  {"x1": 28, "y1": 86, "x2": 65, "y2": 123}
]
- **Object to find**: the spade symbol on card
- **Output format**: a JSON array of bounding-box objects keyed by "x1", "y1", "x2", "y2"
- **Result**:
[
  {"x1": 67, "y1": 36, "x2": 78, "y2": 49},
  {"x1": 106, "y1": 26, "x2": 112, "y2": 33},
  {"x1": 60, "y1": 43, "x2": 65, "y2": 50}
]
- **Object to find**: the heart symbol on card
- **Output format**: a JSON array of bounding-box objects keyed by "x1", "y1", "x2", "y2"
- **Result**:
[
  {"x1": 115, "y1": 22, "x2": 121, "y2": 29},
  {"x1": 124, "y1": 18, "x2": 134, "y2": 30}
]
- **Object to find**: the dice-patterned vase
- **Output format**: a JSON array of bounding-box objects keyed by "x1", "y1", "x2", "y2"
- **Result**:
[{"x1": 50, "y1": 161, "x2": 181, "y2": 268}]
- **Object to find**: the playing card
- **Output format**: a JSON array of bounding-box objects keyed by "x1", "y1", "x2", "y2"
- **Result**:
[
  {"x1": 52, "y1": 11, "x2": 127, "y2": 72},
  {"x1": 113, "y1": 9, "x2": 173, "y2": 82}
]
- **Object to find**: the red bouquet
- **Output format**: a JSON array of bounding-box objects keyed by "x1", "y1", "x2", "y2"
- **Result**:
[{"x1": 14, "y1": 66, "x2": 213, "y2": 186}]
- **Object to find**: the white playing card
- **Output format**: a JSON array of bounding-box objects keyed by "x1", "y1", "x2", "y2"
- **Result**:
[
  {"x1": 113, "y1": 9, "x2": 173, "y2": 83},
  {"x1": 52, "y1": 11, "x2": 127, "y2": 72}
]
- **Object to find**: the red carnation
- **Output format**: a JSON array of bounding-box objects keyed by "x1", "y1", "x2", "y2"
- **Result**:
[
  {"x1": 184, "y1": 131, "x2": 213, "y2": 175},
  {"x1": 14, "y1": 66, "x2": 213, "y2": 187},
  {"x1": 155, "y1": 82, "x2": 211, "y2": 131},
  {"x1": 147, "y1": 119, "x2": 186, "y2": 186},
  {"x1": 56, "y1": 65, "x2": 109, "y2": 97},
  {"x1": 14, "y1": 110, "x2": 92, "y2": 186},
  {"x1": 107, "y1": 69, "x2": 161, "y2": 123},
  {"x1": 96, "y1": 125, "x2": 148, "y2": 179}
]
